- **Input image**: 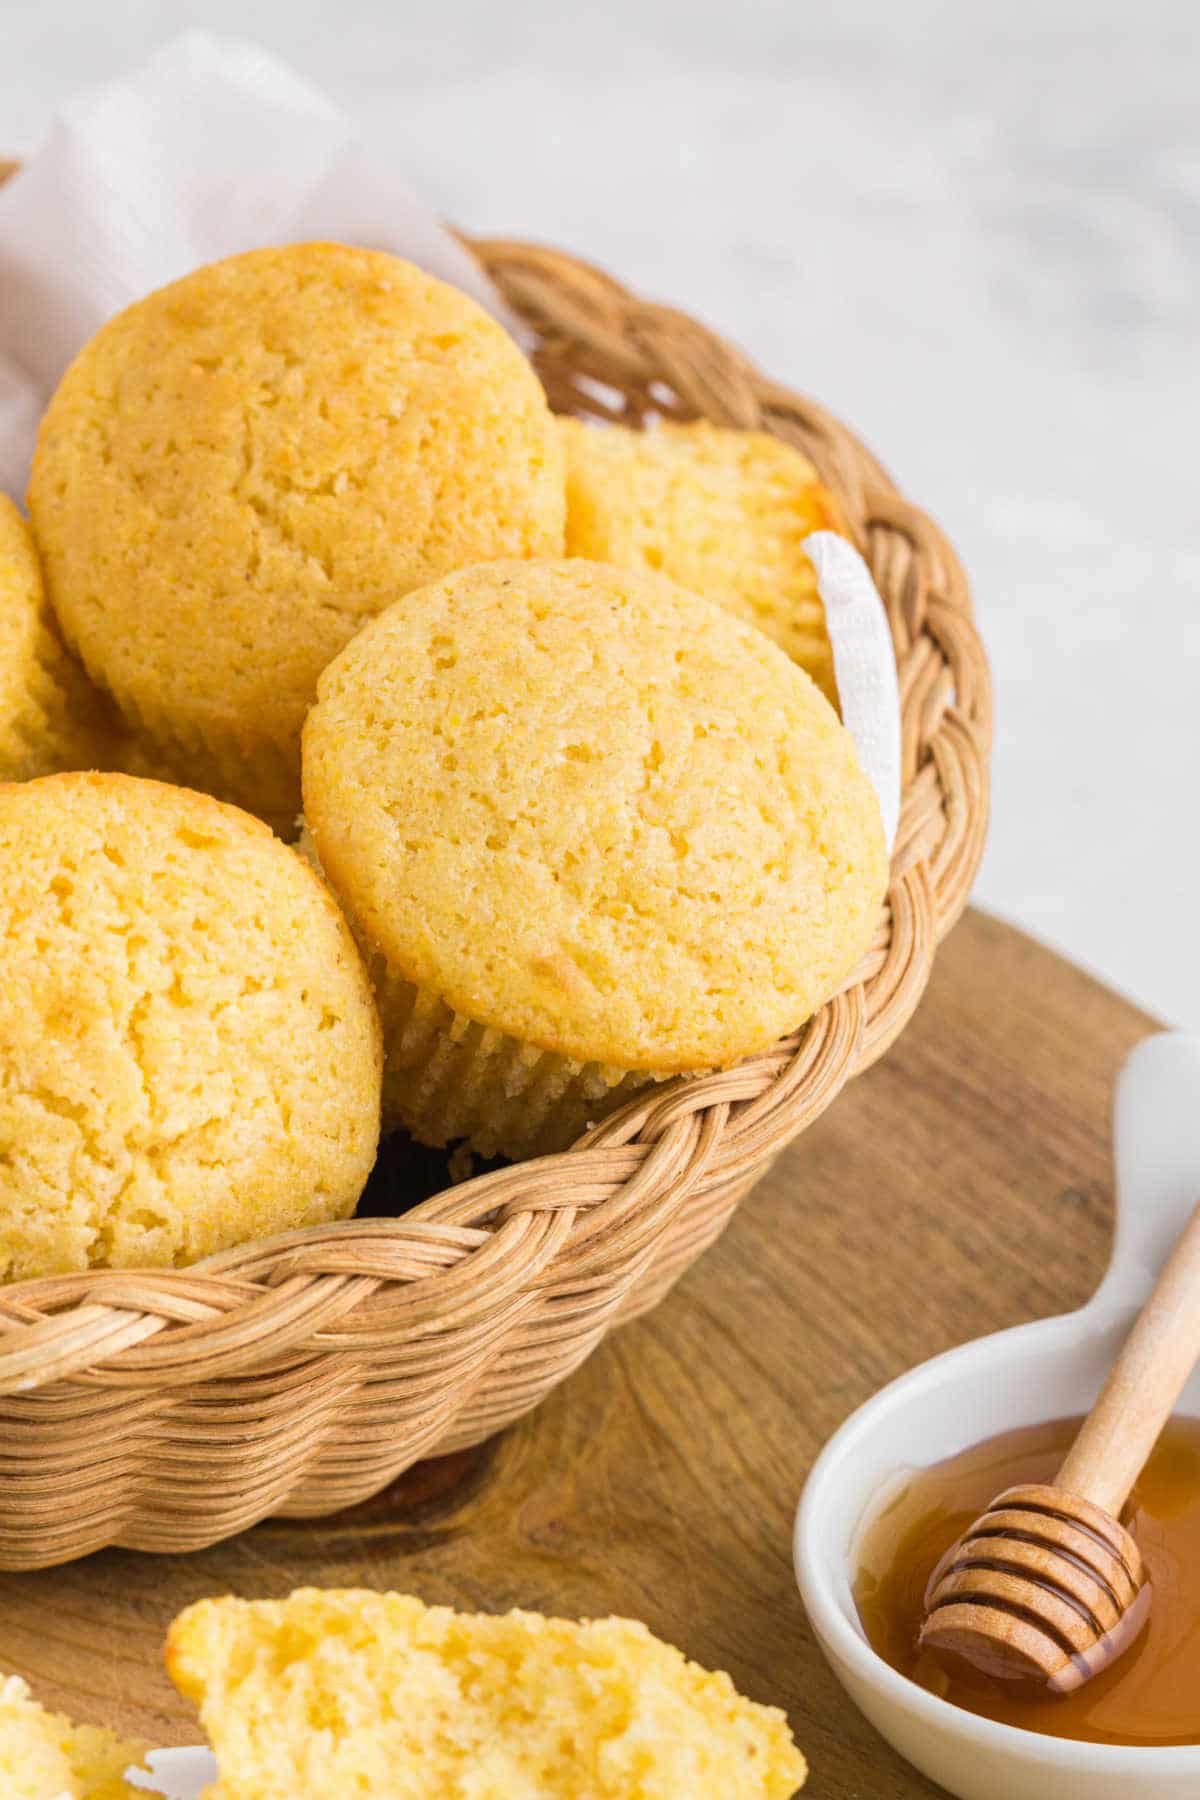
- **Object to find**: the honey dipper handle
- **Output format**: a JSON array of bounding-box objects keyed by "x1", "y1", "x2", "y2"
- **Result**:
[{"x1": 1057, "y1": 1197, "x2": 1200, "y2": 1516}]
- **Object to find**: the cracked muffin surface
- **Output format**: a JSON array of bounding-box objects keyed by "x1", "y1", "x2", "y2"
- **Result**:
[
  {"x1": 0, "y1": 772, "x2": 381, "y2": 1282},
  {"x1": 303, "y1": 558, "x2": 887, "y2": 1158},
  {"x1": 27, "y1": 243, "x2": 564, "y2": 833}
]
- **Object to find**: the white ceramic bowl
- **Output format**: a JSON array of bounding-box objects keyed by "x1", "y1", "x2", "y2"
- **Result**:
[{"x1": 795, "y1": 1032, "x2": 1200, "y2": 1800}]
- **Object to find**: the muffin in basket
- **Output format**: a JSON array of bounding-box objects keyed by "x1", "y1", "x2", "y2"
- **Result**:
[
  {"x1": 0, "y1": 493, "x2": 116, "y2": 781},
  {"x1": 166, "y1": 1588, "x2": 806, "y2": 1799},
  {"x1": 559, "y1": 418, "x2": 846, "y2": 705},
  {"x1": 0, "y1": 1670, "x2": 144, "y2": 1798},
  {"x1": 303, "y1": 558, "x2": 887, "y2": 1160},
  {"x1": 27, "y1": 243, "x2": 565, "y2": 835},
  {"x1": 0, "y1": 772, "x2": 381, "y2": 1283}
]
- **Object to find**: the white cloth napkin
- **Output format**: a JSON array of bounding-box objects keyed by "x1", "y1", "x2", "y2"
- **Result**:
[
  {"x1": 127, "y1": 1747, "x2": 214, "y2": 1797},
  {"x1": 0, "y1": 32, "x2": 900, "y2": 849}
]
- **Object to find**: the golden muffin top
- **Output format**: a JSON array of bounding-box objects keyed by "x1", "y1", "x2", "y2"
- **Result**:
[
  {"x1": 303, "y1": 558, "x2": 887, "y2": 1073},
  {"x1": 560, "y1": 418, "x2": 846, "y2": 704},
  {"x1": 167, "y1": 1589, "x2": 806, "y2": 1800},
  {"x1": 28, "y1": 242, "x2": 564, "y2": 753},
  {"x1": 0, "y1": 772, "x2": 381, "y2": 1282},
  {"x1": 0, "y1": 494, "x2": 114, "y2": 780}
]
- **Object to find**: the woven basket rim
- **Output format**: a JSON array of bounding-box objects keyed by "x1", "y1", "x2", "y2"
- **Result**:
[{"x1": 0, "y1": 226, "x2": 993, "y2": 1415}]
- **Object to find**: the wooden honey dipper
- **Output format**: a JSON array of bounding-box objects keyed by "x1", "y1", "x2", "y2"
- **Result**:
[{"x1": 920, "y1": 1197, "x2": 1200, "y2": 1693}]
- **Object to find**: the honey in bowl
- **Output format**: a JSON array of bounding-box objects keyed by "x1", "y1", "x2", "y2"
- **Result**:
[{"x1": 855, "y1": 1415, "x2": 1200, "y2": 1747}]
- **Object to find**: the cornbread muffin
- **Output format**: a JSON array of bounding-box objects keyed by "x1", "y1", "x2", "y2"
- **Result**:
[
  {"x1": 0, "y1": 773, "x2": 381, "y2": 1282},
  {"x1": 0, "y1": 494, "x2": 117, "y2": 781},
  {"x1": 0, "y1": 1671, "x2": 144, "y2": 1798},
  {"x1": 166, "y1": 1589, "x2": 806, "y2": 1799},
  {"x1": 28, "y1": 243, "x2": 565, "y2": 834},
  {"x1": 560, "y1": 418, "x2": 846, "y2": 704},
  {"x1": 303, "y1": 559, "x2": 887, "y2": 1158}
]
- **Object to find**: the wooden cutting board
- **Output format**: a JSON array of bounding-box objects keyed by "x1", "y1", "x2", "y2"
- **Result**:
[{"x1": 0, "y1": 908, "x2": 1154, "y2": 1796}]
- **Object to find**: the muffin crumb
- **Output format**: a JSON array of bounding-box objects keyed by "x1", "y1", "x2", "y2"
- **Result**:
[{"x1": 167, "y1": 1588, "x2": 806, "y2": 1799}]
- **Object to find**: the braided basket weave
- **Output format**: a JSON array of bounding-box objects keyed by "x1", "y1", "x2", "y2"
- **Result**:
[{"x1": 0, "y1": 229, "x2": 991, "y2": 1569}]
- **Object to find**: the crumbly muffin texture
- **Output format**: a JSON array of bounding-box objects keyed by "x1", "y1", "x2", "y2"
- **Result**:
[
  {"x1": 28, "y1": 243, "x2": 565, "y2": 832},
  {"x1": 0, "y1": 772, "x2": 381, "y2": 1282},
  {"x1": 560, "y1": 418, "x2": 846, "y2": 704},
  {"x1": 303, "y1": 558, "x2": 886, "y2": 1155},
  {"x1": 166, "y1": 1588, "x2": 806, "y2": 1800},
  {"x1": 0, "y1": 1671, "x2": 144, "y2": 1799},
  {"x1": 0, "y1": 494, "x2": 117, "y2": 781}
]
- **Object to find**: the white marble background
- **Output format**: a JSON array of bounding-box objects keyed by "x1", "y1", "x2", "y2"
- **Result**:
[{"x1": 2, "y1": 0, "x2": 1197, "y2": 1025}]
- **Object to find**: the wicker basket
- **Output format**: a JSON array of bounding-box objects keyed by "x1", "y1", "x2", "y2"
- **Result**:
[{"x1": 0, "y1": 234, "x2": 991, "y2": 1569}]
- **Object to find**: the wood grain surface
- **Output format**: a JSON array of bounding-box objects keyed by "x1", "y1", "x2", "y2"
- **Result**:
[{"x1": 0, "y1": 909, "x2": 1155, "y2": 1796}]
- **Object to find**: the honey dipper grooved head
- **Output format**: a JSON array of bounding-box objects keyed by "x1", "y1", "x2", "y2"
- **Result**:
[{"x1": 919, "y1": 1484, "x2": 1150, "y2": 1692}]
